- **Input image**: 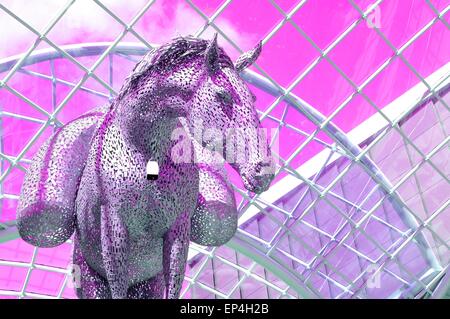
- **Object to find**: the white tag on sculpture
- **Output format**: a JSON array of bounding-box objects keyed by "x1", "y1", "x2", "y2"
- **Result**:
[{"x1": 146, "y1": 160, "x2": 159, "y2": 180}]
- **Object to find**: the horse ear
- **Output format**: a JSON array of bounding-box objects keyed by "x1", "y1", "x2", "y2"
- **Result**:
[
  {"x1": 205, "y1": 33, "x2": 220, "y2": 74},
  {"x1": 235, "y1": 41, "x2": 262, "y2": 72}
]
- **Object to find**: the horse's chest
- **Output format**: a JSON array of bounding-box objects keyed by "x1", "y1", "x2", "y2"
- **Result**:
[{"x1": 98, "y1": 133, "x2": 199, "y2": 237}]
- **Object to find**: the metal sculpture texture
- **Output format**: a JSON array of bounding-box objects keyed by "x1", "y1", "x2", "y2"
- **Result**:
[{"x1": 17, "y1": 36, "x2": 275, "y2": 299}]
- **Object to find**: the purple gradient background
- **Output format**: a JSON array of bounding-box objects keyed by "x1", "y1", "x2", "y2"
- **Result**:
[{"x1": 0, "y1": 0, "x2": 448, "y2": 298}]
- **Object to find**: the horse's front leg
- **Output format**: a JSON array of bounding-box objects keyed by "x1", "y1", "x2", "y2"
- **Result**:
[
  {"x1": 163, "y1": 210, "x2": 190, "y2": 299},
  {"x1": 190, "y1": 165, "x2": 238, "y2": 246},
  {"x1": 73, "y1": 234, "x2": 111, "y2": 299},
  {"x1": 100, "y1": 204, "x2": 129, "y2": 299}
]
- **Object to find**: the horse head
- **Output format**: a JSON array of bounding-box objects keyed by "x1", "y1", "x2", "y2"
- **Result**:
[
  {"x1": 117, "y1": 35, "x2": 275, "y2": 194},
  {"x1": 185, "y1": 34, "x2": 275, "y2": 194}
]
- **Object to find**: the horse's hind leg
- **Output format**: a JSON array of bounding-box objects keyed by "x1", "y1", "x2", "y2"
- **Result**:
[
  {"x1": 73, "y1": 236, "x2": 111, "y2": 299},
  {"x1": 127, "y1": 273, "x2": 165, "y2": 299},
  {"x1": 18, "y1": 110, "x2": 102, "y2": 247}
]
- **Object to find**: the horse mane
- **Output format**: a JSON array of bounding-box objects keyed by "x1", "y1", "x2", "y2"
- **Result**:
[{"x1": 115, "y1": 36, "x2": 234, "y2": 102}]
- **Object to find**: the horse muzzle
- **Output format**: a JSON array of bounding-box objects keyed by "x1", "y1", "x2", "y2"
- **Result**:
[{"x1": 240, "y1": 161, "x2": 275, "y2": 194}]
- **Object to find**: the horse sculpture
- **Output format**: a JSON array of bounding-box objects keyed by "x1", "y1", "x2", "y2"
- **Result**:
[{"x1": 17, "y1": 35, "x2": 275, "y2": 299}]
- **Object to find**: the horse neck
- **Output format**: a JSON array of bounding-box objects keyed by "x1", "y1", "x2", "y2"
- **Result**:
[
  {"x1": 112, "y1": 97, "x2": 179, "y2": 162},
  {"x1": 112, "y1": 61, "x2": 204, "y2": 161}
]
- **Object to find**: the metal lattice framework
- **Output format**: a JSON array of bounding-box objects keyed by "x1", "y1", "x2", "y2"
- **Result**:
[{"x1": 0, "y1": 0, "x2": 448, "y2": 299}]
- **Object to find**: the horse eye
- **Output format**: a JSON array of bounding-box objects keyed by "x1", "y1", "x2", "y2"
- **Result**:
[{"x1": 216, "y1": 91, "x2": 233, "y2": 105}]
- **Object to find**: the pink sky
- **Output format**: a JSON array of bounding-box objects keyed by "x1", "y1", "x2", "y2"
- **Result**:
[
  {"x1": 0, "y1": 0, "x2": 448, "y2": 194},
  {"x1": 1, "y1": 0, "x2": 448, "y2": 127}
]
